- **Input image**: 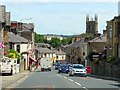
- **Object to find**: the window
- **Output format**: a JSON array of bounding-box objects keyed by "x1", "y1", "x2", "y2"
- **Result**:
[
  {"x1": 109, "y1": 25, "x2": 112, "y2": 38},
  {"x1": 17, "y1": 45, "x2": 20, "y2": 53}
]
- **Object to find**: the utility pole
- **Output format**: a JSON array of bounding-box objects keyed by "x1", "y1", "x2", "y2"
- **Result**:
[{"x1": 0, "y1": 21, "x2": 4, "y2": 60}]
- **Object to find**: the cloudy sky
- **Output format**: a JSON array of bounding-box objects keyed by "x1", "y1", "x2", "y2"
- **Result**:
[{"x1": 0, "y1": 0, "x2": 119, "y2": 35}]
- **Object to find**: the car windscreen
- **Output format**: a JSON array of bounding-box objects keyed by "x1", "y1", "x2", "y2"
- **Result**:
[
  {"x1": 60, "y1": 65, "x2": 68, "y2": 68},
  {"x1": 73, "y1": 65, "x2": 85, "y2": 69}
]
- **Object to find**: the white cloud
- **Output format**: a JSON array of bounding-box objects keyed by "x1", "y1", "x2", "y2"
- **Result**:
[{"x1": 0, "y1": 0, "x2": 120, "y2": 3}]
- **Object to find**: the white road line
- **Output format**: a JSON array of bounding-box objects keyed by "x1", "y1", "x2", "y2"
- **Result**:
[
  {"x1": 56, "y1": 74, "x2": 60, "y2": 76},
  {"x1": 56, "y1": 74, "x2": 62, "y2": 77},
  {"x1": 63, "y1": 76, "x2": 67, "y2": 79},
  {"x1": 59, "y1": 75, "x2": 62, "y2": 77},
  {"x1": 75, "y1": 82, "x2": 81, "y2": 86},
  {"x1": 68, "y1": 78, "x2": 73, "y2": 82},
  {"x1": 8, "y1": 75, "x2": 29, "y2": 88},
  {"x1": 83, "y1": 87, "x2": 89, "y2": 90}
]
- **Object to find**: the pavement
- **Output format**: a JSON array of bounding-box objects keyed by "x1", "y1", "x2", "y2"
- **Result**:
[
  {"x1": 88, "y1": 74, "x2": 120, "y2": 82},
  {"x1": 1, "y1": 70, "x2": 30, "y2": 89}
]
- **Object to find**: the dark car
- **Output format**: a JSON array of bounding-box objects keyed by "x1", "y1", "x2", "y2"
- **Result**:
[
  {"x1": 58, "y1": 64, "x2": 69, "y2": 74},
  {"x1": 55, "y1": 63, "x2": 60, "y2": 70}
]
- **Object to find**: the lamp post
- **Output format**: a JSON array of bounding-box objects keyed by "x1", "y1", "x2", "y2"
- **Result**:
[{"x1": 0, "y1": 27, "x2": 4, "y2": 59}]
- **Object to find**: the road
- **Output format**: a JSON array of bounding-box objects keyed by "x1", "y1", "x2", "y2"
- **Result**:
[{"x1": 6, "y1": 67, "x2": 120, "y2": 90}]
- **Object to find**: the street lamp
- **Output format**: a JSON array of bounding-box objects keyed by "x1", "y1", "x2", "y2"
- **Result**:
[{"x1": 0, "y1": 27, "x2": 4, "y2": 59}]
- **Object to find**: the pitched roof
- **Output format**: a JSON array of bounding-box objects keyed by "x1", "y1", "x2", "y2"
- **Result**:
[
  {"x1": 8, "y1": 32, "x2": 28, "y2": 43},
  {"x1": 68, "y1": 38, "x2": 85, "y2": 48},
  {"x1": 52, "y1": 49, "x2": 66, "y2": 55},
  {"x1": 88, "y1": 34, "x2": 107, "y2": 43},
  {"x1": 35, "y1": 47, "x2": 53, "y2": 54}
]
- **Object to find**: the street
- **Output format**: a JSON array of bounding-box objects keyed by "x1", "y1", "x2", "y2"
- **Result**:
[{"x1": 4, "y1": 67, "x2": 119, "y2": 90}]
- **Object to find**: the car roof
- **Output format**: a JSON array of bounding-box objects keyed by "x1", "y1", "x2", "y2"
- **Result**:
[{"x1": 72, "y1": 64, "x2": 84, "y2": 66}]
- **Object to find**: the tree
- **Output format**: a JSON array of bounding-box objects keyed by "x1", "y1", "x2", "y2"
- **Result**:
[
  {"x1": 48, "y1": 38, "x2": 62, "y2": 48},
  {"x1": 62, "y1": 38, "x2": 72, "y2": 45},
  {"x1": 34, "y1": 32, "x2": 46, "y2": 43},
  {"x1": 80, "y1": 33, "x2": 95, "y2": 40}
]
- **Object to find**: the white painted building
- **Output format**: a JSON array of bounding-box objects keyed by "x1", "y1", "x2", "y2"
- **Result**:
[{"x1": 8, "y1": 32, "x2": 31, "y2": 70}]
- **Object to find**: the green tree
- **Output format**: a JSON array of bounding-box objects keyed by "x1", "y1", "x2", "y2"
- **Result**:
[
  {"x1": 49, "y1": 38, "x2": 62, "y2": 48},
  {"x1": 34, "y1": 32, "x2": 46, "y2": 43},
  {"x1": 80, "y1": 33, "x2": 95, "y2": 40},
  {"x1": 62, "y1": 38, "x2": 72, "y2": 45}
]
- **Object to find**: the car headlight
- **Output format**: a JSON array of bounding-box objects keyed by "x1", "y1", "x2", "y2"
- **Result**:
[{"x1": 72, "y1": 70, "x2": 75, "y2": 72}]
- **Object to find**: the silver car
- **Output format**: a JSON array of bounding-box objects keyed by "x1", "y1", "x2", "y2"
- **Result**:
[{"x1": 69, "y1": 64, "x2": 86, "y2": 77}]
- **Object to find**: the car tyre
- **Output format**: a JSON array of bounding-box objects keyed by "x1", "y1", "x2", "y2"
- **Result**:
[{"x1": 10, "y1": 69, "x2": 13, "y2": 76}]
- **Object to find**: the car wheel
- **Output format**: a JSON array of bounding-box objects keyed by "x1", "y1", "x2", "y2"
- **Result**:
[{"x1": 10, "y1": 69, "x2": 13, "y2": 75}]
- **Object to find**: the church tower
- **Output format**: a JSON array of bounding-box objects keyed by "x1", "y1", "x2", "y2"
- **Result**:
[{"x1": 86, "y1": 14, "x2": 98, "y2": 35}]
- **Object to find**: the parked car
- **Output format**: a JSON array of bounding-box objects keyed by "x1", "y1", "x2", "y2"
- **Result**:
[
  {"x1": 69, "y1": 64, "x2": 86, "y2": 77},
  {"x1": 0, "y1": 57, "x2": 13, "y2": 75},
  {"x1": 58, "y1": 64, "x2": 69, "y2": 74}
]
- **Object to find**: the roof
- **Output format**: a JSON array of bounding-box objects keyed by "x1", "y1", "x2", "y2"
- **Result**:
[
  {"x1": 52, "y1": 49, "x2": 66, "y2": 55},
  {"x1": 35, "y1": 43, "x2": 51, "y2": 47},
  {"x1": 88, "y1": 34, "x2": 107, "y2": 43},
  {"x1": 68, "y1": 38, "x2": 85, "y2": 48},
  {"x1": 8, "y1": 32, "x2": 28, "y2": 43},
  {"x1": 35, "y1": 47, "x2": 53, "y2": 54}
]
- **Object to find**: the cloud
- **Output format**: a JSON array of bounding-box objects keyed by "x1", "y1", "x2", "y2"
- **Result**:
[{"x1": 0, "y1": 0, "x2": 120, "y2": 3}]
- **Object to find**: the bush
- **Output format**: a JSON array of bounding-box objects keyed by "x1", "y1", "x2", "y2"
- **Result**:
[
  {"x1": 8, "y1": 50, "x2": 20, "y2": 58},
  {"x1": 106, "y1": 56, "x2": 115, "y2": 63},
  {"x1": 8, "y1": 53, "x2": 15, "y2": 58},
  {"x1": 92, "y1": 59, "x2": 99, "y2": 64}
]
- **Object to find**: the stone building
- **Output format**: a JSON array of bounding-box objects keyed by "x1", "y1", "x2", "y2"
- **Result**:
[
  {"x1": 86, "y1": 14, "x2": 98, "y2": 35},
  {"x1": 106, "y1": 16, "x2": 120, "y2": 59}
]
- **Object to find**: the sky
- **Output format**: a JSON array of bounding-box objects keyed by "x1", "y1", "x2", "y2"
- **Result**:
[{"x1": 0, "y1": 0, "x2": 119, "y2": 35}]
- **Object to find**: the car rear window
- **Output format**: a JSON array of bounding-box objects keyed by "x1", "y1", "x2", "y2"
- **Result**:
[{"x1": 73, "y1": 65, "x2": 84, "y2": 69}]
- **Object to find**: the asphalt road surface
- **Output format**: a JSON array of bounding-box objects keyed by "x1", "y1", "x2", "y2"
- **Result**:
[{"x1": 6, "y1": 68, "x2": 120, "y2": 90}]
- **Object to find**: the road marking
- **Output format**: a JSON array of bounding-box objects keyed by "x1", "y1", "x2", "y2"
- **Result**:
[
  {"x1": 56, "y1": 74, "x2": 62, "y2": 78},
  {"x1": 75, "y1": 82, "x2": 81, "y2": 86},
  {"x1": 83, "y1": 87, "x2": 89, "y2": 90},
  {"x1": 59, "y1": 75, "x2": 62, "y2": 77},
  {"x1": 63, "y1": 76, "x2": 67, "y2": 79},
  {"x1": 68, "y1": 78, "x2": 73, "y2": 82},
  {"x1": 8, "y1": 75, "x2": 29, "y2": 88},
  {"x1": 56, "y1": 74, "x2": 60, "y2": 76}
]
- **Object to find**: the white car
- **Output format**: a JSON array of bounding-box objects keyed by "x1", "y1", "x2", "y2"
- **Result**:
[
  {"x1": 69, "y1": 64, "x2": 86, "y2": 77},
  {"x1": 0, "y1": 57, "x2": 13, "y2": 75}
]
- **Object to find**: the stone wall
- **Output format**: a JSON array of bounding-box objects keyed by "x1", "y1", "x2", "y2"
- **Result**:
[{"x1": 91, "y1": 62, "x2": 120, "y2": 78}]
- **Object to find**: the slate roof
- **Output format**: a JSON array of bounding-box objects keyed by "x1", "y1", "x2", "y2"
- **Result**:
[
  {"x1": 35, "y1": 47, "x2": 53, "y2": 54},
  {"x1": 8, "y1": 32, "x2": 28, "y2": 43},
  {"x1": 68, "y1": 38, "x2": 85, "y2": 48},
  {"x1": 52, "y1": 49, "x2": 66, "y2": 55},
  {"x1": 35, "y1": 43, "x2": 51, "y2": 47},
  {"x1": 88, "y1": 34, "x2": 107, "y2": 43}
]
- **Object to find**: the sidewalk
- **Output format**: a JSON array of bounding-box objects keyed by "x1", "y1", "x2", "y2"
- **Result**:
[
  {"x1": 1, "y1": 70, "x2": 30, "y2": 88},
  {"x1": 89, "y1": 74, "x2": 120, "y2": 82}
]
